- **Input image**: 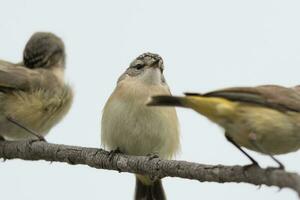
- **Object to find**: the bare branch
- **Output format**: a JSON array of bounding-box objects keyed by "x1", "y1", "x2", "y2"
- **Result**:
[{"x1": 0, "y1": 140, "x2": 300, "y2": 196}]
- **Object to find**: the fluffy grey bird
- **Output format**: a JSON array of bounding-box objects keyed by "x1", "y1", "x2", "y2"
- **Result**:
[
  {"x1": 0, "y1": 32, "x2": 73, "y2": 140},
  {"x1": 101, "y1": 53, "x2": 180, "y2": 200}
]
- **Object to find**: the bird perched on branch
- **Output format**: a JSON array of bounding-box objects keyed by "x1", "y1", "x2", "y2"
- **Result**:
[
  {"x1": 148, "y1": 85, "x2": 300, "y2": 169},
  {"x1": 101, "y1": 53, "x2": 180, "y2": 200},
  {"x1": 0, "y1": 32, "x2": 73, "y2": 141}
]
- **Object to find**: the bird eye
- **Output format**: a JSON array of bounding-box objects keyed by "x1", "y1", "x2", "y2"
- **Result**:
[{"x1": 134, "y1": 64, "x2": 144, "y2": 70}]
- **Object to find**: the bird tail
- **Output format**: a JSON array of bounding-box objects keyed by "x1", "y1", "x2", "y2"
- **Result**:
[
  {"x1": 147, "y1": 95, "x2": 187, "y2": 108},
  {"x1": 134, "y1": 176, "x2": 166, "y2": 200},
  {"x1": 148, "y1": 93, "x2": 236, "y2": 122}
]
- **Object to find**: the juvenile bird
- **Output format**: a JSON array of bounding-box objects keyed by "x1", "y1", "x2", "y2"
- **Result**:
[
  {"x1": 0, "y1": 32, "x2": 73, "y2": 141},
  {"x1": 101, "y1": 53, "x2": 180, "y2": 200},
  {"x1": 148, "y1": 85, "x2": 300, "y2": 169}
]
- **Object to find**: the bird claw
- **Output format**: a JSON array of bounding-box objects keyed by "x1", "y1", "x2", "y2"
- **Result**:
[
  {"x1": 266, "y1": 166, "x2": 285, "y2": 171},
  {"x1": 108, "y1": 147, "x2": 122, "y2": 161},
  {"x1": 28, "y1": 137, "x2": 47, "y2": 145},
  {"x1": 146, "y1": 153, "x2": 159, "y2": 161},
  {"x1": 277, "y1": 163, "x2": 285, "y2": 170},
  {"x1": 242, "y1": 163, "x2": 260, "y2": 170}
]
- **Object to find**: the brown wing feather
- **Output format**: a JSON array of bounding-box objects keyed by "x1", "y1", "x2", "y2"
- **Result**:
[
  {"x1": 186, "y1": 85, "x2": 300, "y2": 112},
  {"x1": 0, "y1": 62, "x2": 42, "y2": 91}
]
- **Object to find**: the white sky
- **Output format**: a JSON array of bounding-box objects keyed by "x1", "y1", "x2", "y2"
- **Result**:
[{"x1": 0, "y1": 0, "x2": 300, "y2": 199}]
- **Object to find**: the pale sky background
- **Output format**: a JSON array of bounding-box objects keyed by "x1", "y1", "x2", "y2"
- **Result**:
[{"x1": 0, "y1": 0, "x2": 300, "y2": 199}]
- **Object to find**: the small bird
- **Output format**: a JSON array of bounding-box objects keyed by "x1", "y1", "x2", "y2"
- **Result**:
[
  {"x1": 148, "y1": 85, "x2": 300, "y2": 169},
  {"x1": 101, "y1": 53, "x2": 180, "y2": 200},
  {"x1": 0, "y1": 32, "x2": 73, "y2": 141}
]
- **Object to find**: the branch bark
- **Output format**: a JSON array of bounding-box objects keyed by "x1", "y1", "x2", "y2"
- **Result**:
[{"x1": 0, "y1": 140, "x2": 300, "y2": 196}]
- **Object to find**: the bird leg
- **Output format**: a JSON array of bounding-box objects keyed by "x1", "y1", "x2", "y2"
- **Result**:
[
  {"x1": 6, "y1": 116, "x2": 46, "y2": 142},
  {"x1": 225, "y1": 133, "x2": 260, "y2": 167},
  {"x1": 248, "y1": 132, "x2": 285, "y2": 170}
]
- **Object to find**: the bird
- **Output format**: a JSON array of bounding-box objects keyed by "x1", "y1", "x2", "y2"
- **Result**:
[
  {"x1": 147, "y1": 85, "x2": 300, "y2": 169},
  {"x1": 0, "y1": 32, "x2": 73, "y2": 141},
  {"x1": 101, "y1": 52, "x2": 180, "y2": 200}
]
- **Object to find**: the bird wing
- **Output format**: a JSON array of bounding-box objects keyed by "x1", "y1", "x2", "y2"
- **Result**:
[
  {"x1": 0, "y1": 62, "x2": 42, "y2": 92},
  {"x1": 185, "y1": 85, "x2": 300, "y2": 112}
]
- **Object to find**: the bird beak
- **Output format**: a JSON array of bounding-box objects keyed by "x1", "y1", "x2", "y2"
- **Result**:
[{"x1": 150, "y1": 59, "x2": 163, "y2": 72}]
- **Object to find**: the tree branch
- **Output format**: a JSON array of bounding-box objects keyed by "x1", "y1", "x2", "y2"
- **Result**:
[{"x1": 0, "y1": 140, "x2": 300, "y2": 196}]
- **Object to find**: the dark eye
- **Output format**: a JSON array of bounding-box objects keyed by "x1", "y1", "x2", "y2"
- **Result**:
[{"x1": 134, "y1": 64, "x2": 144, "y2": 70}]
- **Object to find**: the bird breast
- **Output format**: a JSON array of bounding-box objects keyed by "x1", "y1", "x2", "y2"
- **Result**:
[{"x1": 101, "y1": 81, "x2": 180, "y2": 159}]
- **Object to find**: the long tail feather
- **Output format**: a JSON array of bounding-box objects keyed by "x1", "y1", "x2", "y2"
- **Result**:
[{"x1": 135, "y1": 178, "x2": 166, "y2": 200}]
